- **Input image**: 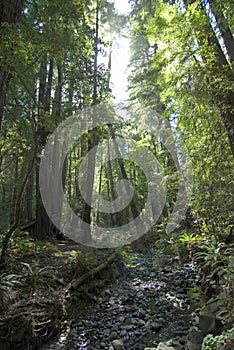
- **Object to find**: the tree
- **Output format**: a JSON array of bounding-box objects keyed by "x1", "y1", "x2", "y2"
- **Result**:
[
  {"x1": 128, "y1": 0, "x2": 234, "y2": 234},
  {"x1": 0, "y1": 0, "x2": 25, "y2": 131}
]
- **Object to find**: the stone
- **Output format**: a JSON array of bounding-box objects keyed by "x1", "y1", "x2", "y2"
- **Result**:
[
  {"x1": 156, "y1": 342, "x2": 176, "y2": 350},
  {"x1": 110, "y1": 331, "x2": 118, "y2": 340},
  {"x1": 112, "y1": 339, "x2": 124, "y2": 350},
  {"x1": 42, "y1": 251, "x2": 200, "y2": 350},
  {"x1": 144, "y1": 343, "x2": 176, "y2": 350},
  {"x1": 187, "y1": 326, "x2": 203, "y2": 350},
  {"x1": 150, "y1": 322, "x2": 163, "y2": 331},
  {"x1": 199, "y1": 313, "x2": 215, "y2": 334},
  {"x1": 137, "y1": 308, "x2": 146, "y2": 319}
]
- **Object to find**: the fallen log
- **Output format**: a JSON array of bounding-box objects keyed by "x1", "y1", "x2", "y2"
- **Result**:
[{"x1": 67, "y1": 252, "x2": 117, "y2": 291}]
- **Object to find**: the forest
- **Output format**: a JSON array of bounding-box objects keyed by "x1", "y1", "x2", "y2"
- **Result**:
[{"x1": 0, "y1": 0, "x2": 234, "y2": 349}]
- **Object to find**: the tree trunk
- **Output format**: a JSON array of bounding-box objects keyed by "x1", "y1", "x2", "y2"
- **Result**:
[
  {"x1": 10, "y1": 155, "x2": 19, "y2": 224},
  {"x1": 201, "y1": 4, "x2": 234, "y2": 158},
  {"x1": 0, "y1": 0, "x2": 24, "y2": 131},
  {"x1": 81, "y1": 137, "x2": 96, "y2": 242},
  {"x1": 107, "y1": 139, "x2": 117, "y2": 225},
  {"x1": 80, "y1": 0, "x2": 100, "y2": 242},
  {"x1": 184, "y1": 0, "x2": 234, "y2": 158},
  {"x1": 45, "y1": 58, "x2": 54, "y2": 112},
  {"x1": 208, "y1": 0, "x2": 234, "y2": 64},
  {"x1": 53, "y1": 64, "x2": 63, "y2": 126},
  {"x1": 35, "y1": 56, "x2": 51, "y2": 239},
  {"x1": 109, "y1": 126, "x2": 140, "y2": 221},
  {"x1": 0, "y1": 147, "x2": 36, "y2": 268},
  {"x1": 25, "y1": 168, "x2": 34, "y2": 223}
]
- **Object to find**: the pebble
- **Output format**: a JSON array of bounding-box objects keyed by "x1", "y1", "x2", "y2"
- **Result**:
[{"x1": 42, "y1": 252, "x2": 199, "y2": 350}]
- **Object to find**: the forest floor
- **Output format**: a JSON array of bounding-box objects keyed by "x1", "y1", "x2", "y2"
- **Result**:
[
  {"x1": 0, "y1": 233, "x2": 231, "y2": 350},
  {"x1": 0, "y1": 235, "x2": 119, "y2": 350},
  {"x1": 42, "y1": 250, "x2": 201, "y2": 350}
]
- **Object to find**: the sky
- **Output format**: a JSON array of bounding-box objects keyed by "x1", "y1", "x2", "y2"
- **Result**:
[
  {"x1": 110, "y1": 1, "x2": 132, "y2": 102},
  {"x1": 110, "y1": 36, "x2": 131, "y2": 102},
  {"x1": 114, "y1": 0, "x2": 131, "y2": 15}
]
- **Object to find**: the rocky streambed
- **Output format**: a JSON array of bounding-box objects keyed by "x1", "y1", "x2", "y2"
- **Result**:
[{"x1": 42, "y1": 250, "x2": 203, "y2": 350}]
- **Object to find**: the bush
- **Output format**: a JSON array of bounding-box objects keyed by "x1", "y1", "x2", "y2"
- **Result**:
[{"x1": 202, "y1": 326, "x2": 234, "y2": 350}]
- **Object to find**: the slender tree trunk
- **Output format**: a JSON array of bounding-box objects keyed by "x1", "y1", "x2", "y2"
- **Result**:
[
  {"x1": 0, "y1": 72, "x2": 10, "y2": 131},
  {"x1": 10, "y1": 155, "x2": 19, "y2": 224},
  {"x1": 81, "y1": 0, "x2": 100, "y2": 242},
  {"x1": 96, "y1": 163, "x2": 103, "y2": 226},
  {"x1": 45, "y1": 58, "x2": 54, "y2": 112},
  {"x1": 38, "y1": 55, "x2": 47, "y2": 110},
  {"x1": 35, "y1": 56, "x2": 51, "y2": 239},
  {"x1": 0, "y1": 145, "x2": 36, "y2": 268},
  {"x1": 107, "y1": 139, "x2": 117, "y2": 225},
  {"x1": 25, "y1": 168, "x2": 34, "y2": 223},
  {"x1": 53, "y1": 64, "x2": 63, "y2": 126},
  {"x1": 81, "y1": 137, "x2": 96, "y2": 242}
]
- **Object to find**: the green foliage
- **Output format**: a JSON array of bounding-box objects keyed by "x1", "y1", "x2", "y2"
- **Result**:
[
  {"x1": 10, "y1": 231, "x2": 53, "y2": 257},
  {"x1": 129, "y1": 0, "x2": 234, "y2": 237},
  {"x1": 202, "y1": 326, "x2": 234, "y2": 350},
  {"x1": 12, "y1": 232, "x2": 37, "y2": 254},
  {"x1": 176, "y1": 231, "x2": 202, "y2": 248},
  {"x1": 21, "y1": 261, "x2": 55, "y2": 290},
  {"x1": 70, "y1": 250, "x2": 79, "y2": 260},
  {"x1": 116, "y1": 245, "x2": 135, "y2": 267},
  {"x1": 154, "y1": 235, "x2": 177, "y2": 255},
  {"x1": 77, "y1": 253, "x2": 95, "y2": 267},
  {"x1": 194, "y1": 238, "x2": 234, "y2": 321}
]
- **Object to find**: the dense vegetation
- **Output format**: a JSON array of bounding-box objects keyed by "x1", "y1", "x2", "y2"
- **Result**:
[{"x1": 0, "y1": 0, "x2": 233, "y2": 349}]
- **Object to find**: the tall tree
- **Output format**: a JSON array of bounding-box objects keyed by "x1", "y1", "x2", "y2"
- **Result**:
[{"x1": 0, "y1": 0, "x2": 25, "y2": 131}]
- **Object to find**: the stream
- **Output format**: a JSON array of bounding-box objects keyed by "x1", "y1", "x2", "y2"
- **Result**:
[{"x1": 42, "y1": 250, "x2": 201, "y2": 350}]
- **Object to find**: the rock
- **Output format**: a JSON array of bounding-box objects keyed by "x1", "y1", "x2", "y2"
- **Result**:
[
  {"x1": 144, "y1": 343, "x2": 176, "y2": 350},
  {"x1": 43, "y1": 251, "x2": 200, "y2": 350},
  {"x1": 199, "y1": 313, "x2": 215, "y2": 334},
  {"x1": 145, "y1": 320, "x2": 162, "y2": 331},
  {"x1": 156, "y1": 342, "x2": 176, "y2": 350},
  {"x1": 112, "y1": 339, "x2": 124, "y2": 350},
  {"x1": 151, "y1": 322, "x2": 163, "y2": 331},
  {"x1": 137, "y1": 308, "x2": 146, "y2": 319},
  {"x1": 206, "y1": 299, "x2": 219, "y2": 314},
  {"x1": 187, "y1": 326, "x2": 203, "y2": 350},
  {"x1": 110, "y1": 331, "x2": 118, "y2": 340}
]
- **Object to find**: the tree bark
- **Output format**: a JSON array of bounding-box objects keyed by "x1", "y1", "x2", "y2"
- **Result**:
[
  {"x1": 208, "y1": 0, "x2": 234, "y2": 64},
  {"x1": 35, "y1": 57, "x2": 51, "y2": 239},
  {"x1": 184, "y1": 0, "x2": 234, "y2": 158},
  {"x1": 53, "y1": 64, "x2": 63, "y2": 126},
  {"x1": 0, "y1": 0, "x2": 24, "y2": 131},
  {"x1": 80, "y1": 0, "x2": 100, "y2": 242},
  {"x1": 45, "y1": 58, "x2": 54, "y2": 112},
  {"x1": 109, "y1": 125, "x2": 140, "y2": 221}
]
